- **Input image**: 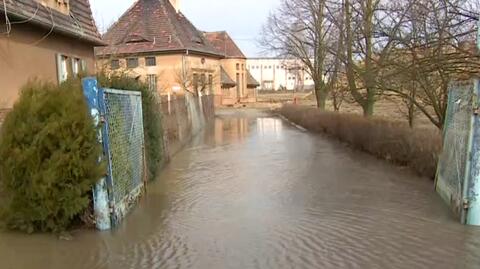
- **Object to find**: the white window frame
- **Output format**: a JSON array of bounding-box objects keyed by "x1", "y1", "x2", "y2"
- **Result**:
[
  {"x1": 147, "y1": 74, "x2": 157, "y2": 92},
  {"x1": 57, "y1": 54, "x2": 69, "y2": 83}
]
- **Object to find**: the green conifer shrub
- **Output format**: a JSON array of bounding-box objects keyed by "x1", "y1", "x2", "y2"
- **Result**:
[
  {"x1": 0, "y1": 79, "x2": 104, "y2": 233},
  {"x1": 97, "y1": 73, "x2": 165, "y2": 181}
]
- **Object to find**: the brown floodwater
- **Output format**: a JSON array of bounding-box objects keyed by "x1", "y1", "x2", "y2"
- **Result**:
[{"x1": 1, "y1": 109, "x2": 480, "y2": 269}]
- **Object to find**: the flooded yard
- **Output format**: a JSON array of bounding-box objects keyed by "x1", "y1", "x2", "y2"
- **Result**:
[{"x1": 1, "y1": 109, "x2": 479, "y2": 269}]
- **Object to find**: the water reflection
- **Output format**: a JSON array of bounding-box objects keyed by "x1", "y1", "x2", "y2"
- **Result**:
[
  {"x1": 257, "y1": 118, "x2": 283, "y2": 140},
  {"x1": 1, "y1": 109, "x2": 480, "y2": 269},
  {"x1": 214, "y1": 117, "x2": 249, "y2": 145}
]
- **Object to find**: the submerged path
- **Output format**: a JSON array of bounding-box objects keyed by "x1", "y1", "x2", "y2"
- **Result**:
[{"x1": 1, "y1": 109, "x2": 480, "y2": 269}]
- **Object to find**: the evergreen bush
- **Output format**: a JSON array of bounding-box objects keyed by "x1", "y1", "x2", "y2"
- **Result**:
[
  {"x1": 0, "y1": 79, "x2": 104, "y2": 233},
  {"x1": 98, "y1": 73, "x2": 165, "y2": 181}
]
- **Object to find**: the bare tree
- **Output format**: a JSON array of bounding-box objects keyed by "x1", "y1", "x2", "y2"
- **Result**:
[
  {"x1": 174, "y1": 64, "x2": 218, "y2": 97},
  {"x1": 261, "y1": 0, "x2": 335, "y2": 109},
  {"x1": 380, "y1": 0, "x2": 480, "y2": 129}
]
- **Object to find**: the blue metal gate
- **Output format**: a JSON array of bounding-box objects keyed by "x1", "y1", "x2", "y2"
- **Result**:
[{"x1": 82, "y1": 78, "x2": 146, "y2": 230}]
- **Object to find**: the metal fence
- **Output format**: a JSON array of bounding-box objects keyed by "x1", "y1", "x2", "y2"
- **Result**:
[
  {"x1": 103, "y1": 89, "x2": 145, "y2": 223},
  {"x1": 82, "y1": 78, "x2": 146, "y2": 230},
  {"x1": 436, "y1": 79, "x2": 480, "y2": 225}
]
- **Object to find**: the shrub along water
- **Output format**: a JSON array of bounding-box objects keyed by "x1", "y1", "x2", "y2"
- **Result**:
[
  {"x1": 0, "y1": 79, "x2": 104, "y2": 233},
  {"x1": 279, "y1": 105, "x2": 442, "y2": 179},
  {"x1": 97, "y1": 73, "x2": 164, "y2": 181}
]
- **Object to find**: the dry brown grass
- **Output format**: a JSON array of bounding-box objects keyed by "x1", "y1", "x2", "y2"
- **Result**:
[{"x1": 280, "y1": 104, "x2": 442, "y2": 179}]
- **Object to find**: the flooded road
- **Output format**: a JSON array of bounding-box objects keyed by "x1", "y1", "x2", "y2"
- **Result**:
[{"x1": 1, "y1": 109, "x2": 480, "y2": 269}]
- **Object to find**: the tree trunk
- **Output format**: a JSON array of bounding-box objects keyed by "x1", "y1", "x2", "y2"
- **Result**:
[
  {"x1": 362, "y1": 90, "x2": 375, "y2": 117},
  {"x1": 315, "y1": 86, "x2": 327, "y2": 110}
]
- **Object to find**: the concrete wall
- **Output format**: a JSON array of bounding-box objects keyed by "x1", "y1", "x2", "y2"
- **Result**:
[
  {"x1": 159, "y1": 94, "x2": 215, "y2": 159},
  {"x1": 0, "y1": 20, "x2": 96, "y2": 109}
]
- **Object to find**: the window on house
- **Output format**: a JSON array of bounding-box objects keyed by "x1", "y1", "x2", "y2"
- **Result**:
[
  {"x1": 242, "y1": 64, "x2": 244, "y2": 70},
  {"x1": 241, "y1": 73, "x2": 245, "y2": 95},
  {"x1": 236, "y1": 63, "x2": 240, "y2": 70},
  {"x1": 111, "y1": 59, "x2": 120, "y2": 70},
  {"x1": 208, "y1": 74, "x2": 213, "y2": 93},
  {"x1": 56, "y1": 54, "x2": 69, "y2": 83},
  {"x1": 145, "y1": 57, "x2": 156, "y2": 66},
  {"x1": 193, "y1": 73, "x2": 199, "y2": 90},
  {"x1": 72, "y1": 58, "x2": 80, "y2": 76},
  {"x1": 71, "y1": 58, "x2": 86, "y2": 77},
  {"x1": 200, "y1": 74, "x2": 206, "y2": 91},
  {"x1": 236, "y1": 73, "x2": 240, "y2": 98},
  {"x1": 127, "y1": 58, "x2": 139, "y2": 68},
  {"x1": 147, "y1": 74, "x2": 157, "y2": 91}
]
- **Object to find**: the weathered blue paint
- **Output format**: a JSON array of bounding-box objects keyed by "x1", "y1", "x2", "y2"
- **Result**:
[
  {"x1": 467, "y1": 79, "x2": 480, "y2": 225},
  {"x1": 81, "y1": 77, "x2": 111, "y2": 231}
]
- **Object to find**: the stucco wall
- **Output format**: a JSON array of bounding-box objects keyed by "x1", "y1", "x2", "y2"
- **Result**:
[
  {"x1": 97, "y1": 53, "x2": 222, "y2": 97},
  {"x1": 0, "y1": 22, "x2": 96, "y2": 108},
  {"x1": 221, "y1": 58, "x2": 247, "y2": 102}
]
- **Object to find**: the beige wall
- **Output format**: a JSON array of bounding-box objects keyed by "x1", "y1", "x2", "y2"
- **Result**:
[
  {"x1": 221, "y1": 58, "x2": 247, "y2": 101},
  {"x1": 98, "y1": 53, "x2": 222, "y2": 98},
  {"x1": 0, "y1": 22, "x2": 96, "y2": 108}
]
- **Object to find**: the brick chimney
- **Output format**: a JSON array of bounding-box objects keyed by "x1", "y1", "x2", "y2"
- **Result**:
[{"x1": 169, "y1": 0, "x2": 181, "y2": 12}]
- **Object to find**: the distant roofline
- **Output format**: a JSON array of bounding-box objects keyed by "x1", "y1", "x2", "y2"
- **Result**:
[
  {"x1": 247, "y1": 57, "x2": 298, "y2": 60},
  {"x1": 96, "y1": 48, "x2": 225, "y2": 59}
]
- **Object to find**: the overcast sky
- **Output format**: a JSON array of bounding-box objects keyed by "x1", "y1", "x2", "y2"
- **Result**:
[{"x1": 90, "y1": 0, "x2": 281, "y2": 57}]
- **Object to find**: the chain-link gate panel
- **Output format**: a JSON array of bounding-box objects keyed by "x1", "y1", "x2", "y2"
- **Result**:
[
  {"x1": 436, "y1": 82, "x2": 474, "y2": 217},
  {"x1": 103, "y1": 89, "x2": 145, "y2": 206}
]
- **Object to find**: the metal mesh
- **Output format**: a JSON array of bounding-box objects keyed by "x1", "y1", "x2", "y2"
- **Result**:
[
  {"x1": 437, "y1": 83, "x2": 473, "y2": 205},
  {"x1": 104, "y1": 89, "x2": 145, "y2": 204}
]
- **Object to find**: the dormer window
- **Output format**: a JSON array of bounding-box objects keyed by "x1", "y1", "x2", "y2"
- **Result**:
[
  {"x1": 191, "y1": 35, "x2": 203, "y2": 44},
  {"x1": 36, "y1": 0, "x2": 70, "y2": 15}
]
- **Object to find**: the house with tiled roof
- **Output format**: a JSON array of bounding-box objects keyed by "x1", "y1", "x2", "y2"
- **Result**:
[
  {"x1": 0, "y1": 0, "x2": 103, "y2": 120},
  {"x1": 204, "y1": 31, "x2": 257, "y2": 105},
  {"x1": 96, "y1": 0, "x2": 256, "y2": 106},
  {"x1": 96, "y1": 0, "x2": 227, "y2": 105}
]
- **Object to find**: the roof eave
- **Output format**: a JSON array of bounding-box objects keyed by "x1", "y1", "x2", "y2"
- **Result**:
[
  {"x1": 4, "y1": 9, "x2": 105, "y2": 46},
  {"x1": 96, "y1": 47, "x2": 225, "y2": 58}
]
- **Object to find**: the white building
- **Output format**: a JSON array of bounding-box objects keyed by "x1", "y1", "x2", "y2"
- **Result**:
[{"x1": 246, "y1": 58, "x2": 315, "y2": 91}]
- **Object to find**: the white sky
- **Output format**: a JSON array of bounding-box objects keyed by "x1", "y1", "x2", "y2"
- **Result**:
[{"x1": 89, "y1": 0, "x2": 281, "y2": 57}]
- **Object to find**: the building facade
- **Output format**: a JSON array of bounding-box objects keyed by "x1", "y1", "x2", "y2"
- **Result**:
[
  {"x1": 246, "y1": 58, "x2": 314, "y2": 91},
  {"x1": 0, "y1": 0, "x2": 103, "y2": 120},
  {"x1": 96, "y1": 0, "x2": 257, "y2": 107},
  {"x1": 204, "y1": 31, "x2": 258, "y2": 105}
]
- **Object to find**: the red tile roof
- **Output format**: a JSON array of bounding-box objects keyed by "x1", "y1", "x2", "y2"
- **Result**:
[
  {"x1": 1, "y1": 0, "x2": 103, "y2": 45},
  {"x1": 96, "y1": 0, "x2": 223, "y2": 58},
  {"x1": 204, "y1": 31, "x2": 246, "y2": 59}
]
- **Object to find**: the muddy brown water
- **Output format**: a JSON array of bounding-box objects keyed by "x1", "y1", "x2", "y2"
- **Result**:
[{"x1": 1, "y1": 109, "x2": 480, "y2": 269}]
